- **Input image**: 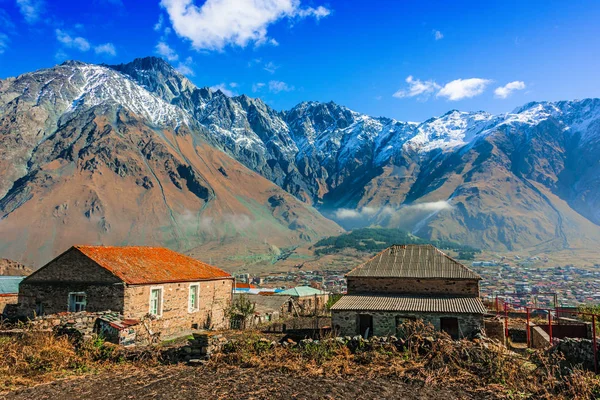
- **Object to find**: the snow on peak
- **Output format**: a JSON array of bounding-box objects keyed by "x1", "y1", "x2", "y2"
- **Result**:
[{"x1": 62, "y1": 64, "x2": 189, "y2": 126}]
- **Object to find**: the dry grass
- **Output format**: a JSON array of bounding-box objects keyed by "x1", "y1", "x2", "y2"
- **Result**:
[
  {"x1": 1, "y1": 322, "x2": 599, "y2": 399},
  {"x1": 212, "y1": 321, "x2": 600, "y2": 399},
  {"x1": 0, "y1": 331, "x2": 165, "y2": 390}
]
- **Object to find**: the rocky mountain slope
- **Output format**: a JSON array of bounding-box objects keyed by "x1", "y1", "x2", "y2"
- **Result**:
[
  {"x1": 1, "y1": 56, "x2": 599, "y2": 265},
  {"x1": 0, "y1": 60, "x2": 340, "y2": 267}
]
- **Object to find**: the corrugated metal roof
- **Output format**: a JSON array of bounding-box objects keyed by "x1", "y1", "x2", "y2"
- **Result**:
[
  {"x1": 73, "y1": 246, "x2": 232, "y2": 285},
  {"x1": 0, "y1": 276, "x2": 25, "y2": 294},
  {"x1": 277, "y1": 286, "x2": 327, "y2": 297},
  {"x1": 331, "y1": 294, "x2": 487, "y2": 314},
  {"x1": 346, "y1": 244, "x2": 480, "y2": 280}
]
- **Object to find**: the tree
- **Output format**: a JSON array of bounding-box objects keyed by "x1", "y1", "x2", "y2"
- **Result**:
[{"x1": 227, "y1": 295, "x2": 256, "y2": 329}]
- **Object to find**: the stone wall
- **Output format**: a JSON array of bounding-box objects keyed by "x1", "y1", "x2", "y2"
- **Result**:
[
  {"x1": 19, "y1": 282, "x2": 125, "y2": 317},
  {"x1": 484, "y1": 317, "x2": 506, "y2": 345},
  {"x1": 0, "y1": 294, "x2": 18, "y2": 317},
  {"x1": 295, "y1": 294, "x2": 329, "y2": 315},
  {"x1": 530, "y1": 325, "x2": 551, "y2": 349},
  {"x1": 124, "y1": 278, "x2": 233, "y2": 340},
  {"x1": 347, "y1": 277, "x2": 479, "y2": 296},
  {"x1": 18, "y1": 248, "x2": 125, "y2": 317},
  {"x1": 553, "y1": 337, "x2": 600, "y2": 371},
  {"x1": 332, "y1": 310, "x2": 483, "y2": 338}
]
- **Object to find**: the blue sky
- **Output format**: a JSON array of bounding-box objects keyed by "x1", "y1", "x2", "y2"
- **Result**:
[{"x1": 0, "y1": 0, "x2": 599, "y2": 121}]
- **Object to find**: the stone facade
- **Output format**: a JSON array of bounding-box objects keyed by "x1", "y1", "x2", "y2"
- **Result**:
[
  {"x1": 332, "y1": 309, "x2": 483, "y2": 338},
  {"x1": 18, "y1": 247, "x2": 233, "y2": 340},
  {"x1": 295, "y1": 294, "x2": 329, "y2": 315},
  {"x1": 126, "y1": 279, "x2": 233, "y2": 339},
  {"x1": 347, "y1": 277, "x2": 479, "y2": 296},
  {"x1": 0, "y1": 294, "x2": 19, "y2": 318}
]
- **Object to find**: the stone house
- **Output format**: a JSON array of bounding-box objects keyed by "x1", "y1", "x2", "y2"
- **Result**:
[
  {"x1": 277, "y1": 286, "x2": 329, "y2": 315},
  {"x1": 331, "y1": 244, "x2": 487, "y2": 338},
  {"x1": 0, "y1": 276, "x2": 25, "y2": 318},
  {"x1": 18, "y1": 245, "x2": 234, "y2": 339}
]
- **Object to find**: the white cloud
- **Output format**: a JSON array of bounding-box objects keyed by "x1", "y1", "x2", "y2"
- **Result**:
[
  {"x1": 94, "y1": 43, "x2": 116, "y2": 56},
  {"x1": 159, "y1": 0, "x2": 331, "y2": 51},
  {"x1": 494, "y1": 81, "x2": 526, "y2": 99},
  {"x1": 334, "y1": 201, "x2": 453, "y2": 221},
  {"x1": 16, "y1": 0, "x2": 44, "y2": 24},
  {"x1": 252, "y1": 82, "x2": 266, "y2": 92},
  {"x1": 0, "y1": 33, "x2": 8, "y2": 55},
  {"x1": 154, "y1": 14, "x2": 164, "y2": 31},
  {"x1": 55, "y1": 29, "x2": 90, "y2": 52},
  {"x1": 229, "y1": 82, "x2": 238, "y2": 88},
  {"x1": 393, "y1": 75, "x2": 440, "y2": 99},
  {"x1": 176, "y1": 56, "x2": 194, "y2": 76},
  {"x1": 433, "y1": 30, "x2": 443, "y2": 40},
  {"x1": 269, "y1": 80, "x2": 294, "y2": 93},
  {"x1": 437, "y1": 78, "x2": 492, "y2": 101},
  {"x1": 263, "y1": 61, "x2": 279, "y2": 74},
  {"x1": 210, "y1": 83, "x2": 237, "y2": 97},
  {"x1": 155, "y1": 41, "x2": 178, "y2": 61}
]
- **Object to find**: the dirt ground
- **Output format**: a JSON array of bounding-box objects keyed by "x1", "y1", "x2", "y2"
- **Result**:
[{"x1": 1, "y1": 365, "x2": 500, "y2": 400}]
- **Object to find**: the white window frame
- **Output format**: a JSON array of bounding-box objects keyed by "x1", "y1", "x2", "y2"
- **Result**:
[
  {"x1": 68, "y1": 292, "x2": 87, "y2": 312},
  {"x1": 149, "y1": 286, "x2": 164, "y2": 317},
  {"x1": 188, "y1": 283, "x2": 200, "y2": 313}
]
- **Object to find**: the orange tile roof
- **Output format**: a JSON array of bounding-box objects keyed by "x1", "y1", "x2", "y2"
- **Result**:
[
  {"x1": 73, "y1": 245, "x2": 232, "y2": 285},
  {"x1": 235, "y1": 282, "x2": 257, "y2": 289}
]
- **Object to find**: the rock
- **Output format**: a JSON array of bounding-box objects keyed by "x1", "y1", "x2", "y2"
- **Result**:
[{"x1": 187, "y1": 359, "x2": 207, "y2": 366}]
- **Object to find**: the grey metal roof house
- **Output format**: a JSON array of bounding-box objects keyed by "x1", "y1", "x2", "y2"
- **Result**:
[{"x1": 332, "y1": 244, "x2": 486, "y2": 339}]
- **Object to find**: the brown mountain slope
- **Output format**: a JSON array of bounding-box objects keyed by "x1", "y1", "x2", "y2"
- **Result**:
[{"x1": 0, "y1": 104, "x2": 340, "y2": 267}]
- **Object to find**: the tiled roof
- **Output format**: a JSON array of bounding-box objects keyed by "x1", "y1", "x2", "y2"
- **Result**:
[
  {"x1": 235, "y1": 282, "x2": 257, "y2": 289},
  {"x1": 277, "y1": 286, "x2": 327, "y2": 297},
  {"x1": 74, "y1": 246, "x2": 232, "y2": 285},
  {"x1": 330, "y1": 294, "x2": 487, "y2": 314},
  {"x1": 0, "y1": 276, "x2": 25, "y2": 294},
  {"x1": 347, "y1": 244, "x2": 480, "y2": 280}
]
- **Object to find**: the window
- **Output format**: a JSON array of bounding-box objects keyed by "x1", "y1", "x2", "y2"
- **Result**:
[
  {"x1": 189, "y1": 284, "x2": 199, "y2": 312},
  {"x1": 149, "y1": 287, "x2": 163, "y2": 316},
  {"x1": 68, "y1": 292, "x2": 86, "y2": 312}
]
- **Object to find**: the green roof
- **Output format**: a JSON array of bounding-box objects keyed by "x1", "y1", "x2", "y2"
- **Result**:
[
  {"x1": 0, "y1": 276, "x2": 24, "y2": 294},
  {"x1": 277, "y1": 286, "x2": 327, "y2": 297}
]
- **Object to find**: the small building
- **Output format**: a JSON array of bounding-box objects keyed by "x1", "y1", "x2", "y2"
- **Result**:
[
  {"x1": 18, "y1": 245, "x2": 234, "y2": 339},
  {"x1": 331, "y1": 244, "x2": 486, "y2": 338},
  {"x1": 0, "y1": 276, "x2": 25, "y2": 318},
  {"x1": 232, "y1": 293, "x2": 293, "y2": 327},
  {"x1": 277, "y1": 286, "x2": 329, "y2": 315}
]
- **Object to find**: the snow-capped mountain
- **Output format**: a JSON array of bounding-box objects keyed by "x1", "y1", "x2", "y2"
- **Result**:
[{"x1": 1, "y1": 56, "x2": 600, "y2": 264}]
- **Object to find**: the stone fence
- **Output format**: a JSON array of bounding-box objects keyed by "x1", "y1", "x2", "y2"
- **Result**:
[{"x1": 552, "y1": 337, "x2": 599, "y2": 371}]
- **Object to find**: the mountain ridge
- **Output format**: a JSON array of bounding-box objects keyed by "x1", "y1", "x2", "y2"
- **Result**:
[{"x1": 1, "y1": 56, "x2": 600, "y2": 265}]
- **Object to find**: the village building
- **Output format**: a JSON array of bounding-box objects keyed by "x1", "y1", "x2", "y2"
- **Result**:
[
  {"x1": 277, "y1": 286, "x2": 329, "y2": 315},
  {"x1": 18, "y1": 246, "x2": 234, "y2": 339},
  {"x1": 0, "y1": 276, "x2": 24, "y2": 318},
  {"x1": 231, "y1": 293, "x2": 293, "y2": 328},
  {"x1": 331, "y1": 244, "x2": 487, "y2": 338}
]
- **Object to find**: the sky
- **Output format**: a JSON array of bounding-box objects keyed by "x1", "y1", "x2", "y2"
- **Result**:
[{"x1": 0, "y1": 0, "x2": 599, "y2": 121}]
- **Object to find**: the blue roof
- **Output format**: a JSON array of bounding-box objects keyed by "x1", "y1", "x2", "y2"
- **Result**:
[{"x1": 0, "y1": 276, "x2": 24, "y2": 294}]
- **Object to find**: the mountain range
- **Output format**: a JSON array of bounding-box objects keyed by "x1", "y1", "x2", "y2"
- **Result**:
[{"x1": 1, "y1": 56, "x2": 599, "y2": 267}]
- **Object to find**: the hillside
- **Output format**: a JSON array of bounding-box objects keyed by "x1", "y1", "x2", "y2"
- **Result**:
[
  {"x1": 1, "y1": 57, "x2": 600, "y2": 266},
  {"x1": 0, "y1": 60, "x2": 340, "y2": 267},
  {"x1": 0, "y1": 259, "x2": 32, "y2": 276}
]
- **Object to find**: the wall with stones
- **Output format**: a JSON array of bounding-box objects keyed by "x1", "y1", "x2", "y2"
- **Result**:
[
  {"x1": 332, "y1": 310, "x2": 483, "y2": 338},
  {"x1": 0, "y1": 294, "x2": 18, "y2": 317},
  {"x1": 295, "y1": 294, "x2": 329, "y2": 315},
  {"x1": 123, "y1": 278, "x2": 233, "y2": 340},
  {"x1": 347, "y1": 277, "x2": 479, "y2": 296},
  {"x1": 18, "y1": 282, "x2": 125, "y2": 317},
  {"x1": 531, "y1": 325, "x2": 551, "y2": 349},
  {"x1": 484, "y1": 318, "x2": 506, "y2": 345},
  {"x1": 18, "y1": 248, "x2": 125, "y2": 317}
]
